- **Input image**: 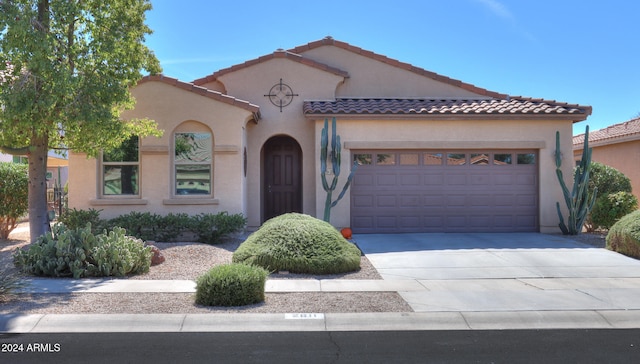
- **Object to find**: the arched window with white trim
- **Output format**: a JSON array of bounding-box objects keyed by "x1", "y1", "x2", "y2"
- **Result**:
[{"x1": 173, "y1": 122, "x2": 213, "y2": 197}]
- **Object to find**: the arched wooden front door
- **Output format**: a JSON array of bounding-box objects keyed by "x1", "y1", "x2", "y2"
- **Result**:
[{"x1": 263, "y1": 136, "x2": 302, "y2": 222}]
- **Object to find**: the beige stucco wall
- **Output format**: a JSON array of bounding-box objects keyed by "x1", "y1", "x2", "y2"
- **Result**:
[
  {"x1": 312, "y1": 117, "x2": 574, "y2": 233},
  {"x1": 575, "y1": 140, "x2": 640, "y2": 201},
  {"x1": 298, "y1": 45, "x2": 487, "y2": 99},
  {"x1": 206, "y1": 57, "x2": 345, "y2": 228},
  {"x1": 68, "y1": 81, "x2": 255, "y2": 220}
]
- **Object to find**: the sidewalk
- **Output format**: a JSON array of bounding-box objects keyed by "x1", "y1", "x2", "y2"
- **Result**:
[{"x1": 3, "y1": 276, "x2": 640, "y2": 332}]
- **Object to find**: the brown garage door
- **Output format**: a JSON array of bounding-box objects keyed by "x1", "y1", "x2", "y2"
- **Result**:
[{"x1": 350, "y1": 150, "x2": 538, "y2": 233}]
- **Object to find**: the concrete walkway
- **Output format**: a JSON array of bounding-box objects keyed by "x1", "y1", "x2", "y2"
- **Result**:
[{"x1": 3, "y1": 232, "x2": 640, "y2": 332}]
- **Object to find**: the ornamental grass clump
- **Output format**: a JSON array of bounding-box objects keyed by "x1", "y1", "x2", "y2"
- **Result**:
[
  {"x1": 195, "y1": 263, "x2": 268, "y2": 307},
  {"x1": 0, "y1": 269, "x2": 23, "y2": 302},
  {"x1": 232, "y1": 213, "x2": 361, "y2": 274},
  {"x1": 606, "y1": 210, "x2": 640, "y2": 259},
  {"x1": 13, "y1": 223, "x2": 152, "y2": 278}
]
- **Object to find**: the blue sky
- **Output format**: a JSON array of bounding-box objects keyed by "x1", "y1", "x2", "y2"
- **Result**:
[{"x1": 144, "y1": 0, "x2": 639, "y2": 135}]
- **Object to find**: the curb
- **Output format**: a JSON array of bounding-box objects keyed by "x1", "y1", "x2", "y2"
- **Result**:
[{"x1": 3, "y1": 310, "x2": 640, "y2": 333}]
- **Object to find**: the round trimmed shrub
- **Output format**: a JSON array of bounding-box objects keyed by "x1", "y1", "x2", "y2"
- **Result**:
[
  {"x1": 606, "y1": 210, "x2": 640, "y2": 259},
  {"x1": 195, "y1": 263, "x2": 268, "y2": 306},
  {"x1": 232, "y1": 213, "x2": 361, "y2": 274}
]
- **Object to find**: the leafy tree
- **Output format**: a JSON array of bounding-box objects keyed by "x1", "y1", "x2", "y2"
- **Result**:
[{"x1": 0, "y1": 0, "x2": 162, "y2": 242}]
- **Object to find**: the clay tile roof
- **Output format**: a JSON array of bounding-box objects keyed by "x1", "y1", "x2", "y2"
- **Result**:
[
  {"x1": 573, "y1": 117, "x2": 640, "y2": 147},
  {"x1": 192, "y1": 49, "x2": 349, "y2": 85},
  {"x1": 289, "y1": 36, "x2": 507, "y2": 99},
  {"x1": 303, "y1": 97, "x2": 591, "y2": 120},
  {"x1": 138, "y1": 74, "x2": 261, "y2": 120}
]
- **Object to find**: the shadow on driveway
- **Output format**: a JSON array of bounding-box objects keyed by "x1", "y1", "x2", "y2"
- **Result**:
[{"x1": 353, "y1": 232, "x2": 595, "y2": 254}]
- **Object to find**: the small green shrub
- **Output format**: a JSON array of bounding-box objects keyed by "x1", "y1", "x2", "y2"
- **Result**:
[
  {"x1": 59, "y1": 209, "x2": 244, "y2": 243},
  {"x1": 58, "y1": 208, "x2": 105, "y2": 232},
  {"x1": 192, "y1": 212, "x2": 247, "y2": 244},
  {"x1": 585, "y1": 163, "x2": 633, "y2": 232},
  {"x1": 107, "y1": 211, "x2": 161, "y2": 241},
  {"x1": 195, "y1": 263, "x2": 268, "y2": 306},
  {"x1": 232, "y1": 213, "x2": 361, "y2": 274},
  {"x1": 13, "y1": 223, "x2": 152, "y2": 278},
  {"x1": 590, "y1": 191, "x2": 638, "y2": 230},
  {"x1": 606, "y1": 210, "x2": 640, "y2": 259},
  {"x1": 0, "y1": 269, "x2": 23, "y2": 302},
  {"x1": 0, "y1": 162, "x2": 28, "y2": 239},
  {"x1": 156, "y1": 213, "x2": 192, "y2": 242}
]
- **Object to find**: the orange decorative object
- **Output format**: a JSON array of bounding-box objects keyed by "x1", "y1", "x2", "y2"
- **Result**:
[{"x1": 340, "y1": 227, "x2": 352, "y2": 239}]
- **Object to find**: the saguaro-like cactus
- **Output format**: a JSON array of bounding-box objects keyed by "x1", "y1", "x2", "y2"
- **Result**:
[
  {"x1": 321, "y1": 117, "x2": 357, "y2": 222},
  {"x1": 555, "y1": 126, "x2": 597, "y2": 235}
]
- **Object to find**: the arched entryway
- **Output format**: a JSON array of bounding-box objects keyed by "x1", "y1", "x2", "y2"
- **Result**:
[{"x1": 262, "y1": 135, "x2": 302, "y2": 222}]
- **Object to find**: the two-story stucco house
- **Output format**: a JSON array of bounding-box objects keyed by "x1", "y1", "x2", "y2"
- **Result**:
[{"x1": 68, "y1": 37, "x2": 591, "y2": 234}]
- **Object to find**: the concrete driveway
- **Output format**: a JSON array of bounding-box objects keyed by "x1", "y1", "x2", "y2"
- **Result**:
[{"x1": 353, "y1": 233, "x2": 640, "y2": 313}]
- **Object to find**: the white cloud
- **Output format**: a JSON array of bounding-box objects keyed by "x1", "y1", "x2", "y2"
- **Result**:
[
  {"x1": 471, "y1": 0, "x2": 537, "y2": 43},
  {"x1": 473, "y1": 0, "x2": 515, "y2": 22}
]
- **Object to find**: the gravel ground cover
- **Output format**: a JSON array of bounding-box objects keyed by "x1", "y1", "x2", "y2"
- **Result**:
[
  {"x1": 0, "y1": 223, "x2": 412, "y2": 314},
  {"x1": 0, "y1": 223, "x2": 607, "y2": 314}
]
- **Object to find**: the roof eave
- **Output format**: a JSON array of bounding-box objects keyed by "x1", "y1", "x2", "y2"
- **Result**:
[{"x1": 304, "y1": 113, "x2": 589, "y2": 121}]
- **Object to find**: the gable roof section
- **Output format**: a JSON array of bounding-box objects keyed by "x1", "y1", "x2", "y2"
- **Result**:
[
  {"x1": 290, "y1": 37, "x2": 507, "y2": 99},
  {"x1": 138, "y1": 75, "x2": 261, "y2": 121},
  {"x1": 574, "y1": 117, "x2": 640, "y2": 148},
  {"x1": 192, "y1": 49, "x2": 350, "y2": 86},
  {"x1": 304, "y1": 97, "x2": 591, "y2": 121},
  {"x1": 174, "y1": 37, "x2": 590, "y2": 123}
]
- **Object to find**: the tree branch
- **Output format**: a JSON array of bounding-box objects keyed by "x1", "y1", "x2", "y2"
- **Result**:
[{"x1": 0, "y1": 145, "x2": 31, "y2": 155}]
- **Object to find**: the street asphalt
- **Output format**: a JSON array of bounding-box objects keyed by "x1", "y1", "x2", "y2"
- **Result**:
[{"x1": 3, "y1": 232, "x2": 640, "y2": 333}]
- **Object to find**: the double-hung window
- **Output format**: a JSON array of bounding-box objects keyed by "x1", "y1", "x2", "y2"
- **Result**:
[{"x1": 102, "y1": 136, "x2": 140, "y2": 196}]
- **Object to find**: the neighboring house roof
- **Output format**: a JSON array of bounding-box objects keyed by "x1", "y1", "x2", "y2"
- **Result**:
[
  {"x1": 574, "y1": 117, "x2": 640, "y2": 148},
  {"x1": 192, "y1": 48, "x2": 350, "y2": 86},
  {"x1": 303, "y1": 97, "x2": 591, "y2": 121},
  {"x1": 138, "y1": 75, "x2": 261, "y2": 121}
]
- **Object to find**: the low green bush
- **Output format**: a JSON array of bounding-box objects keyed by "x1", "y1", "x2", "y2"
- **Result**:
[
  {"x1": 590, "y1": 191, "x2": 638, "y2": 230},
  {"x1": 155, "y1": 213, "x2": 192, "y2": 242},
  {"x1": 58, "y1": 208, "x2": 105, "y2": 232},
  {"x1": 606, "y1": 210, "x2": 640, "y2": 259},
  {"x1": 232, "y1": 213, "x2": 361, "y2": 274},
  {"x1": 107, "y1": 211, "x2": 162, "y2": 241},
  {"x1": 13, "y1": 224, "x2": 152, "y2": 278},
  {"x1": 192, "y1": 212, "x2": 247, "y2": 244},
  {"x1": 57, "y1": 209, "x2": 245, "y2": 243},
  {"x1": 195, "y1": 263, "x2": 268, "y2": 306}
]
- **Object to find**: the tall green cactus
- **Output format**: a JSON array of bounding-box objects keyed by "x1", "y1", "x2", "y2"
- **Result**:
[
  {"x1": 555, "y1": 125, "x2": 597, "y2": 235},
  {"x1": 321, "y1": 117, "x2": 357, "y2": 222}
]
